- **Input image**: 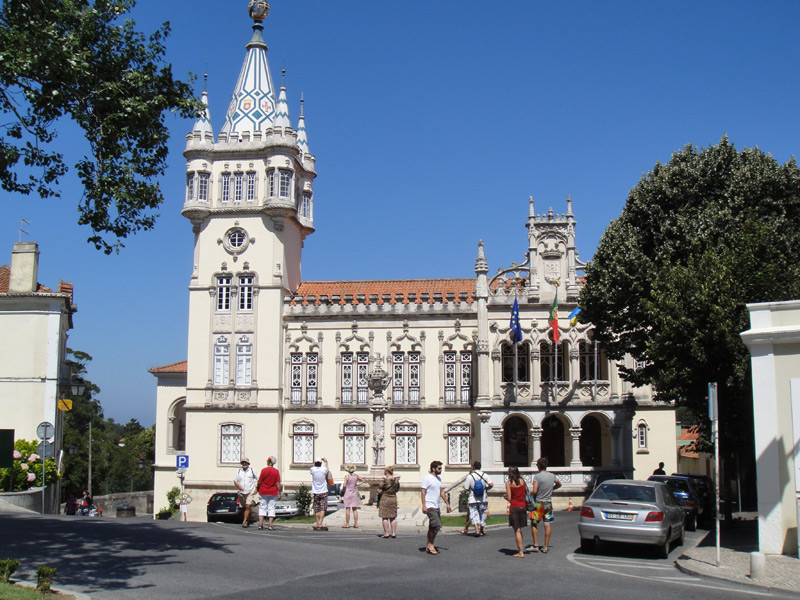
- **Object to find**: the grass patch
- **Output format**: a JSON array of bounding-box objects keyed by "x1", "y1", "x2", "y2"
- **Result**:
[
  {"x1": 0, "y1": 582, "x2": 74, "y2": 599},
  {"x1": 440, "y1": 515, "x2": 508, "y2": 527}
]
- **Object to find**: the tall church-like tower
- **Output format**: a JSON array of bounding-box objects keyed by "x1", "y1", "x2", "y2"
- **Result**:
[{"x1": 181, "y1": 1, "x2": 315, "y2": 466}]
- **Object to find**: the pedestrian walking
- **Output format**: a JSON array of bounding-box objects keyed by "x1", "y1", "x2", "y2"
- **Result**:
[
  {"x1": 464, "y1": 460, "x2": 493, "y2": 536},
  {"x1": 256, "y1": 456, "x2": 282, "y2": 530},
  {"x1": 341, "y1": 463, "x2": 364, "y2": 528},
  {"x1": 378, "y1": 465, "x2": 400, "y2": 538},
  {"x1": 233, "y1": 458, "x2": 258, "y2": 528},
  {"x1": 526, "y1": 457, "x2": 561, "y2": 553},
  {"x1": 420, "y1": 460, "x2": 451, "y2": 555},
  {"x1": 652, "y1": 461, "x2": 666, "y2": 475},
  {"x1": 310, "y1": 457, "x2": 332, "y2": 531},
  {"x1": 504, "y1": 466, "x2": 527, "y2": 558}
]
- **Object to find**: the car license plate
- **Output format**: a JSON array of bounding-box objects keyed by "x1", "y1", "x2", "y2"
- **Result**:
[
  {"x1": 605, "y1": 512, "x2": 634, "y2": 521},
  {"x1": 215, "y1": 508, "x2": 232, "y2": 513}
]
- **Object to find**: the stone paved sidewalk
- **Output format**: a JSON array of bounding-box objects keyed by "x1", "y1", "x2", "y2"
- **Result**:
[{"x1": 675, "y1": 519, "x2": 800, "y2": 595}]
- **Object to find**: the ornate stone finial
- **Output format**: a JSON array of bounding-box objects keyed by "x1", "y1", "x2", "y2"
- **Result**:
[
  {"x1": 529, "y1": 195, "x2": 535, "y2": 218},
  {"x1": 566, "y1": 194, "x2": 573, "y2": 217},
  {"x1": 475, "y1": 239, "x2": 488, "y2": 274},
  {"x1": 300, "y1": 92, "x2": 304, "y2": 116},
  {"x1": 248, "y1": 0, "x2": 269, "y2": 22}
]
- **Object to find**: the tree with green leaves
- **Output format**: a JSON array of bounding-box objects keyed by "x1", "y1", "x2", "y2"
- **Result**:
[
  {"x1": 0, "y1": 0, "x2": 200, "y2": 253},
  {"x1": 580, "y1": 137, "x2": 800, "y2": 455}
]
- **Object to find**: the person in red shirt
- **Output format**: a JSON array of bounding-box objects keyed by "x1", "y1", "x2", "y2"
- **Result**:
[{"x1": 256, "y1": 456, "x2": 282, "y2": 530}]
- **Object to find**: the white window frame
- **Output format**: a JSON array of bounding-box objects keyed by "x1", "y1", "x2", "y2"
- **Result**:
[
  {"x1": 214, "y1": 338, "x2": 230, "y2": 386},
  {"x1": 246, "y1": 171, "x2": 256, "y2": 202},
  {"x1": 233, "y1": 172, "x2": 243, "y2": 202},
  {"x1": 343, "y1": 423, "x2": 366, "y2": 464},
  {"x1": 637, "y1": 422, "x2": 648, "y2": 449},
  {"x1": 292, "y1": 422, "x2": 315, "y2": 464},
  {"x1": 198, "y1": 172, "x2": 210, "y2": 202},
  {"x1": 267, "y1": 169, "x2": 276, "y2": 197},
  {"x1": 447, "y1": 422, "x2": 470, "y2": 465},
  {"x1": 290, "y1": 352, "x2": 319, "y2": 405},
  {"x1": 300, "y1": 191, "x2": 311, "y2": 218},
  {"x1": 239, "y1": 275, "x2": 254, "y2": 311},
  {"x1": 279, "y1": 169, "x2": 292, "y2": 198},
  {"x1": 220, "y1": 173, "x2": 231, "y2": 203},
  {"x1": 186, "y1": 173, "x2": 195, "y2": 202},
  {"x1": 341, "y1": 352, "x2": 369, "y2": 406},
  {"x1": 220, "y1": 423, "x2": 242, "y2": 464},
  {"x1": 236, "y1": 338, "x2": 252, "y2": 386},
  {"x1": 216, "y1": 275, "x2": 232, "y2": 311},
  {"x1": 394, "y1": 422, "x2": 418, "y2": 465}
]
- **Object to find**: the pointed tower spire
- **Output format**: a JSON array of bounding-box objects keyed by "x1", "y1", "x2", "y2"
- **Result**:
[
  {"x1": 566, "y1": 194, "x2": 574, "y2": 218},
  {"x1": 189, "y1": 74, "x2": 214, "y2": 143},
  {"x1": 296, "y1": 92, "x2": 310, "y2": 157},
  {"x1": 220, "y1": 2, "x2": 277, "y2": 139},
  {"x1": 273, "y1": 68, "x2": 292, "y2": 134}
]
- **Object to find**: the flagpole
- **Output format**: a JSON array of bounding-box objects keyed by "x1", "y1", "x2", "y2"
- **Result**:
[
  {"x1": 513, "y1": 291, "x2": 518, "y2": 402},
  {"x1": 593, "y1": 339, "x2": 598, "y2": 401}
]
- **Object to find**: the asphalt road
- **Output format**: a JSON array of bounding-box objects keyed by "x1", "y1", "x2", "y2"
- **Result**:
[{"x1": 0, "y1": 511, "x2": 794, "y2": 600}]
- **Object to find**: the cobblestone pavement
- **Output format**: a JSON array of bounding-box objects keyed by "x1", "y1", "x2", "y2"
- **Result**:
[{"x1": 676, "y1": 519, "x2": 800, "y2": 595}]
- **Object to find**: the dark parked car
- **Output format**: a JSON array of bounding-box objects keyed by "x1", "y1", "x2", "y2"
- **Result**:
[
  {"x1": 592, "y1": 471, "x2": 629, "y2": 490},
  {"x1": 648, "y1": 475, "x2": 703, "y2": 531},
  {"x1": 207, "y1": 492, "x2": 251, "y2": 523},
  {"x1": 673, "y1": 473, "x2": 715, "y2": 523},
  {"x1": 578, "y1": 479, "x2": 684, "y2": 558}
]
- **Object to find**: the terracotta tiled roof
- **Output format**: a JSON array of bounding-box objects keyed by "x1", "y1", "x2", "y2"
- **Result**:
[
  {"x1": 289, "y1": 279, "x2": 476, "y2": 306},
  {"x1": 678, "y1": 425, "x2": 704, "y2": 458},
  {"x1": 0, "y1": 264, "x2": 71, "y2": 296},
  {"x1": 149, "y1": 360, "x2": 188, "y2": 374}
]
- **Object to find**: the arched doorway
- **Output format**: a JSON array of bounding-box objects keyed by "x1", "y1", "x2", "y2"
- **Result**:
[
  {"x1": 540, "y1": 415, "x2": 565, "y2": 466},
  {"x1": 580, "y1": 415, "x2": 602, "y2": 466},
  {"x1": 503, "y1": 416, "x2": 529, "y2": 467}
]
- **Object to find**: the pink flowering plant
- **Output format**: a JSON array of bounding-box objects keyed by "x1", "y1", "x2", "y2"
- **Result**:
[{"x1": 0, "y1": 439, "x2": 59, "y2": 492}]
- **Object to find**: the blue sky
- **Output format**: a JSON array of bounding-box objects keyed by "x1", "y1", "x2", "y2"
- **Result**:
[{"x1": 2, "y1": 1, "x2": 799, "y2": 427}]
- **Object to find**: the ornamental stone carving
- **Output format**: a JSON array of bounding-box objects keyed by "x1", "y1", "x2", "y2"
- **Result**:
[{"x1": 491, "y1": 426, "x2": 503, "y2": 442}]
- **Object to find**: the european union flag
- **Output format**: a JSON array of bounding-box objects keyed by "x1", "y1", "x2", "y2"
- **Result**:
[{"x1": 510, "y1": 297, "x2": 523, "y2": 344}]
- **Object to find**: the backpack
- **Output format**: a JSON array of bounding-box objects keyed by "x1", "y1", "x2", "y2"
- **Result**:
[{"x1": 472, "y1": 474, "x2": 485, "y2": 500}]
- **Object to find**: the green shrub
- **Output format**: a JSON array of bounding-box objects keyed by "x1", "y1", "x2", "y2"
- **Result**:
[
  {"x1": 158, "y1": 486, "x2": 181, "y2": 516},
  {"x1": 0, "y1": 440, "x2": 59, "y2": 492},
  {"x1": 0, "y1": 559, "x2": 19, "y2": 583},
  {"x1": 35, "y1": 566, "x2": 56, "y2": 593},
  {"x1": 295, "y1": 484, "x2": 311, "y2": 516}
]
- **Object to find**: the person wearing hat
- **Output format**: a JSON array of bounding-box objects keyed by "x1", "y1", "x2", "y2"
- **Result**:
[
  {"x1": 256, "y1": 456, "x2": 282, "y2": 530},
  {"x1": 341, "y1": 463, "x2": 364, "y2": 528},
  {"x1": 233, "y1": 457, "x2": 258, "y2": 527}
]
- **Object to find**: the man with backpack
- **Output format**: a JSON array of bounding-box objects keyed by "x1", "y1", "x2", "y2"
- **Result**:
[{"x1": 464, "y1": 461, "x2": 494, "y2": 536}]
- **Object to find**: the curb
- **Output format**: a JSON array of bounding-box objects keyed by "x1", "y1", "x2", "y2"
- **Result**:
[
  {"x1": 674, "y1": 557, "x2": 800, "y2": 596},
  {"x1": 12, "y1": 578, "x2": 92, "y2": 600}
]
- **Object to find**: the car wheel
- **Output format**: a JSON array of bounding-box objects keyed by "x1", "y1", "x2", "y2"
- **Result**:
[
  {"x1": 580, "y1": 538, "x2": 595, "y2": 554},
  {"x1": 676, "y1": 523, "x2": 685, "y2": 547},
  {"x1": 658, "y1": 531, "x2": 671, "y2": 559},
  {"x1": 686, "y1": 514, "x2": 697, "y2": 532}
]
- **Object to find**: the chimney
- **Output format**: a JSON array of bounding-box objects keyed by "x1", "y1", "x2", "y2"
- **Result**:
[{"x1": 9, "y1": 241, "x2": 40, "y2": 294}]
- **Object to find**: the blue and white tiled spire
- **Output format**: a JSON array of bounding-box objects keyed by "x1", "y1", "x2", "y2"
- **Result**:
[
  {"x1": 296, "y1": 94, "x2": 310, "y2": 158},
  {"x1": 220, "y1": 3, "x2": 277, "y2": 138},
  {"x1": 272, "y1": 71, "x2": 292, "y2": 134}
]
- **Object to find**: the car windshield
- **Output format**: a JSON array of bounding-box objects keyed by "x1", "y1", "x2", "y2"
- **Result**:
[
  {"x1": 665, "y1": 479, "x2": 690, "y2": 494},
  {"x1": 210, "y1": 494, "x2": 235, "y2": 502},
  {"x1": 594, "y1": 484, "x2": 656, "y2": 503}
]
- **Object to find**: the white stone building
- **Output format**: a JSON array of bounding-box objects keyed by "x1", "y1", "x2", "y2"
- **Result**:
[
  {"x1": 0, "y1": 241, "x2": 75, "y2": 460},
  {"x1": 152, "y1": 4, "x2": 676, "y2": 520},
  {"x1": 741, "y1": 300, "x2": 800, "y2": 556}
]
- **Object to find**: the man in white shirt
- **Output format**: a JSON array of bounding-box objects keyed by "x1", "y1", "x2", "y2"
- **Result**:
[
  {"x1": 420, "y1": 460, "x2": 451, "y2": 555},
  {"x1": 310, "y1": 457, "x2": 331, "y2": 531},
  {"x1": 233, "y1": 457, "x2": 258, "y2": 528},
  {"x1": 464, "y1": 460, "x2": 494, "y2": 536}
]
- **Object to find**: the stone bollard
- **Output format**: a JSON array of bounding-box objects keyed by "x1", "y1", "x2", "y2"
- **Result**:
[{"x1": 749, "y1": 551, "x2": 765, "y2": 579}]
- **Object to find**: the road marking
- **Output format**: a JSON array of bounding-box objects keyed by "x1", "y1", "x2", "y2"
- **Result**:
[{"x1": 566, "y1": 553, "x2": 775, "y2": 597}]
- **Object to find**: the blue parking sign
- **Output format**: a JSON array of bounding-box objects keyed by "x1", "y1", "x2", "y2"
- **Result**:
[{"x1": 176, "y1": 455, "x2": 189, "y2": 469}]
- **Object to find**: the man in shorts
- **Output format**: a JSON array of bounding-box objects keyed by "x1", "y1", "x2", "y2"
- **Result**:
[
  {"x1": 256, "y1": 456, "x2": 282, "y2": 530},
  {"x1": 233, "y1": 458, "x2": 258, "y2": 528},
  {"x1": 310, "y1": 457, "x2": 331, "y2": 531},
  {"x1": 420, "y1": 460, "x2": 451, "y2": 555},
  {"x1": 526, "y1": 457, "x2": 561, "y2": 553}
]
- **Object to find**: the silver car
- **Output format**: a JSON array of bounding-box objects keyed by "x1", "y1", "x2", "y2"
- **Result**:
[{"x1": 578, "y1": 479, "x2": 684, "y2": 558}]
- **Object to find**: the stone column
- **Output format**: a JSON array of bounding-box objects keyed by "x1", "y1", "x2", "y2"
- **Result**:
[
  {"x1": 531, "y1": 426, "x2": 542, "y2": 464},
  {"x1": 610, "y1": 426, "x2": 622, "y2": 466},
  {"x1": 570, "y1": 426, "x2": 583, "y2": 467},
  {"x1": 478, "y1": 409, "x2": 493, "y2": 467},
  {"x1": 365, "y1": 356, "x2": 390, "y2": 503},
  {"x1": 491, "y1": 425, "x2": 504, "y2": 468}
]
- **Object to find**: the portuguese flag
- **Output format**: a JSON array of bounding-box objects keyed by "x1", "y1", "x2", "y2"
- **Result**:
[{"x1": 549, "y1": 291, "x2": 559, "y2": 344}]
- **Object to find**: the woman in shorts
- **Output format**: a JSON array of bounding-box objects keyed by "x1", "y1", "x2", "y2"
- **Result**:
[{"x1": 504, "y1": 466, "x2": 528, "y2": 558}]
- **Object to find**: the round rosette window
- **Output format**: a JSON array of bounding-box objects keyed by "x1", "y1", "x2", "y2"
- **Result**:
[{"x1": 223, "y1": 227, "x2": 250, "y2": 254}]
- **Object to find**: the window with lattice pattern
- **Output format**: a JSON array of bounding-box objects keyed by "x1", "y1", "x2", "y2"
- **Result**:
[
  {"x1": 220, "y1": 424, "x2": 242, "y2": 463},
  {"x1": 343, "y1": 423, "x2": 366, "y2": 464},
  {"x1": 395, "y1": 423, "x2": 417, "y2": 465},
  {"x1": 447, "y1": 423, "x2": 470, "y2": 465},
  {"x1": 293, "y1": 423, "x2": 314, "y2": 463}
]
